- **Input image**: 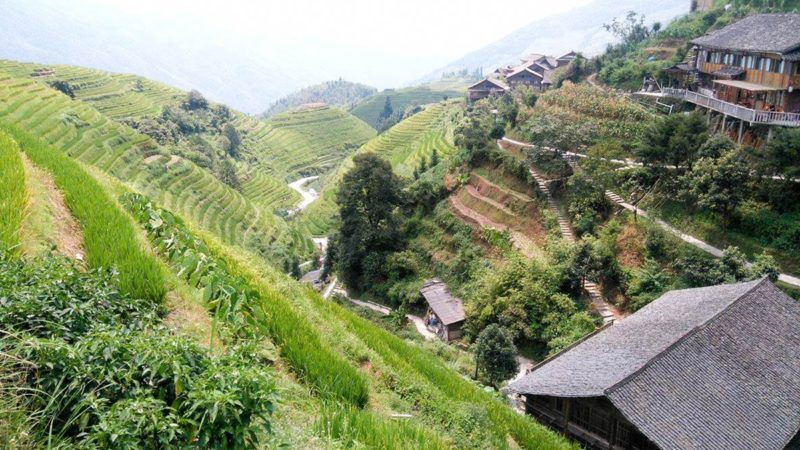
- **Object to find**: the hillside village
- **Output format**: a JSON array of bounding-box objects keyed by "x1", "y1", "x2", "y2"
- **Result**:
[{"x1": 1, "y1": 0, "x2": 800, "y2": 449}]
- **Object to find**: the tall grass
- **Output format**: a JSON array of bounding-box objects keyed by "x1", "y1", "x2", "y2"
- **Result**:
[
  {"x1": 312, "y1": 295, "x2": 577, "y2": 449},
  {"x1": 317, "y1": 405, "x2": 447, "y2": 450},
  {"x1": 122, "y1": 194, "x2": 370, "y2": 408},
  {"x1": 2, "y1": 124, "x2": 165, "y2": 302},
  {"x1": 0, "y1": 131, "x2": 26, "y2": 255}
]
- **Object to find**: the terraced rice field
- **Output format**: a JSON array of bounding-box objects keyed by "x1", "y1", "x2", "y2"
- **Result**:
[
  {"x1": 350, "y1": 85, "x2": 464, "y2": 129},
  {"x1": 296, "y1": 101, "x2": 461, "y2": 236},
  {"x1": 0, "y1": 60, "x2": 181, "y2": 119},
  {"x1": 0, "y1": 73, "x2": 286, "y2": 257},
  {"x1": 232, "y1": 105, "x2": 376, "y2": 182}
]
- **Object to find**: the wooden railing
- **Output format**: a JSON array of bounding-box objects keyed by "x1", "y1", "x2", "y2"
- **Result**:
[{"x1": 663, "y1": 88, "x2": 800, "y2": 126}]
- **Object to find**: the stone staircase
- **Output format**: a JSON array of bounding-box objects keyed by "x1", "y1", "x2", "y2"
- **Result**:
[{"x1": 528, "y1": 166, "x2": 617, "y2": 324}]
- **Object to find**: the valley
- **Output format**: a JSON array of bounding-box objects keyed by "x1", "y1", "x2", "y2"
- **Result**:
[{"x1": 2, "y1": 1, "x2": 800, "y2": 448}]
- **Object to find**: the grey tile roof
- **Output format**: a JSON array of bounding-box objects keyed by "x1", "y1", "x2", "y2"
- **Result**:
[
  {"x1": 507, "y1": 279, "x2": 763, "y2": 397},
  {"x1": 691, "y1": 14, "x2": 800, "y2": 54},
  {"x1": 608, "y1": 281, "x2": 800, "y2": 450},
  {"x1": 508, "y1": 279, "x2": 800, "y2": 450},
  {"x1": 420, "y1": 279, "x2": 465, "y2": 325},
  {"x1": 468, "y1": 77, "x2": 509, "y2": 91}
]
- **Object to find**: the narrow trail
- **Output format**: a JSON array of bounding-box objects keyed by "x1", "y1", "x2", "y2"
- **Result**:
[
  {"x1": 20, "y1": 153, "x2": 85, "y2": 261},
  {"x1": 525, "y1": 161, "x2": 618, "y2": 323},
  {"x1": 328, "y1": 283, "x2": 438, "y2": 340},
  {"x1": 501, "y1": 137, "x2": 800, "y2": 289},
  {"x1": 287, "y1": 175, "x2": 320, "y2": 214},
  {"x1": 604, "y1": 191, "x2": 800, "y2": 289}
]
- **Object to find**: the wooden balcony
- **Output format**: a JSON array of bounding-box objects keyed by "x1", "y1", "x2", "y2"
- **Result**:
[{"x1": 663, "y1": 88, "x2": 800, "y2": 127}]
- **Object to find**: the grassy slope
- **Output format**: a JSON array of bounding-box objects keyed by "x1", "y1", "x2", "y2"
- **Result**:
[
  {"x1": 0, "y1": 131, "x2": 25, "y2": 255},
  {"x1": 299, "y1": 100, "x2": 461, "y2": 236},
  {"x1": 351, "y1": 84, "x2": 465, "y2": 129},
  {"x1": 0, "y1": 70, "x2": 293, "y2": 259}
]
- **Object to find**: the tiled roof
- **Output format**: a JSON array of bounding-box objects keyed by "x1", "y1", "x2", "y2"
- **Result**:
[
  {"x1": 691, "y1": 14, "x2": 800, "y2": 54},
  {"x1": 509, "y1": 279, "x2": 800, "y2": 450},
  {"x1": 420, "y1": 279, "x2": 465, "y2": 325}
]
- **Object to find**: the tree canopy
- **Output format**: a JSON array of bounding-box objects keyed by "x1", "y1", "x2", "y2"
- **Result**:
[{"x1": 474, "y1": 324, "x2": 519, "y2": 387}]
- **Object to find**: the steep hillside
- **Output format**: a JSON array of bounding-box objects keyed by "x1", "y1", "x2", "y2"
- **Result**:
[
  {"x1": 351, "y1": 84, "x2": 465, "y2": 130},
  {"x1": 0, "y1": 120, "x2": 575, "y2": 449},
  {"x1": 262, "y1": 79, "x2": 377, "y2": 118},
  {"x1": 421, "y1": 0, "x2": 688, "y2": 80},
  {"x1": 299, "y1": 100, "x2": 461, "y2": 236}
]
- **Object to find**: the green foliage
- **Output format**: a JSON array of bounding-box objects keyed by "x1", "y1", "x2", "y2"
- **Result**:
[
  {"x1": 0, "y1": 132, "x2": 25, "y2": 256},
  {"x1": 638, "y1": 112, "x2": 708, "y2": 169},
  {"x1": 566, "y1": 174, "x2": 611, "y2": 236},
  {"x1": 0, "y1": 257, "x2": 161, "y2": 342},
  {"x1": 5, "y1": 125, "x2": 166, "y2": 302},
  {"x1": 351, "y1": 86, "x2": 462, "y2": 129},
  {"x1": 183, "y1": 89, "x2": 209, "y2": 110},
  {"x1": 680, "y1": 149, "x2": 750, "y2": 227},
  {"x1": 262, "y1": 79, "x2": 377, "y2": 117},
  {"x1": 123, "y1": 193, "x2": 370, "y2": 407},
  {"x1": 0, "y1": 257, "x2": 276, "y2": 448},
  {"x1": 48, "y1": 80, "x2": 75, "y2": 98},
  {"x1": 334, "y1": 153, "x2": 405, "y2": 289},
  {"x1": 221, "y1": 123, "x2": 241, "y2": 157},
  {"x1": 474, "y1": 324, "x2": 519, "y2": 386},
  {"x1": 316, "y1": 405, "x2": 447, "y2": 450}
]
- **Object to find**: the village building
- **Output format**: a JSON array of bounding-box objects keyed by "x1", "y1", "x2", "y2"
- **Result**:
[
  {"x1": 663, "y1": 14, "x2": 800, "y2": 136},
  {"x1": 507, "y1": 278, "x2": 800, "y2": 450},
  {"x1": 420, "y1": 278, "x2": 465, "y2": 341},
  {"x1": 468, "y1": 51, "x2": 576, "y2": 100}
]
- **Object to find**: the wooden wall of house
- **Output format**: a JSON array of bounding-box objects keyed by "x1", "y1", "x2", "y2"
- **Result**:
[{"x1": 698, "y1": 60, "x2": 794, "y2": 89}]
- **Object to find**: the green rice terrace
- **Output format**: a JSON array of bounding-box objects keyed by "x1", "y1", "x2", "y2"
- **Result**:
[
  {"x1": 0, "y1": 78, "x2": 573, "y2": 446},
  {"x1": 297, "y1": 100, "x2": 461, "y2": 236},
  {"x1": 351, "y1": 84, "x2": 465, "y2": 129}
]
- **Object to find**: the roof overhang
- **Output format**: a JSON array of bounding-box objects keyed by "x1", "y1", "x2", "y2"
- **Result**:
[{"x1": 713, "y1": 79, "x2": 782, "y2": 91}]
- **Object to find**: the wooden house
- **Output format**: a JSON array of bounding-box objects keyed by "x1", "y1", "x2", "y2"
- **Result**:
[
  {"x1": 467, "y1": 77, "x2": 508, "y2": 101},
  {"x1": 663, "y1": 14, "x2": 800, "y2": 132},
  {"x1": 420, "y1": 279, "x2": 465, "y2": 341},
  {"x1": 507, "y1": 278, "x2": 800, "y2": 450}
]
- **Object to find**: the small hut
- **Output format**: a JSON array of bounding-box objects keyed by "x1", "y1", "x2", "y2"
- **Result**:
[{"x1": 420, "y1": 279, "x2": 465, "y2": 342}]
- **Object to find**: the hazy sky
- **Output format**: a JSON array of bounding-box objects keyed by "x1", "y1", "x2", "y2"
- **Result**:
[{"x1": 81, "y1": 0, "x2": 592, "y2": 79}]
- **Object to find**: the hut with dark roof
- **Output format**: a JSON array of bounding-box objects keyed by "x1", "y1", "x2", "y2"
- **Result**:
[
  {"x1": 664, "y1": 14, "x2": 800, "y2": 133},
  {"x1": 420, "y1": 279, "x2": 465, "y2": 341},
  {"x1": 507, "y1": 278, "x2": 800, "y2": 450}
]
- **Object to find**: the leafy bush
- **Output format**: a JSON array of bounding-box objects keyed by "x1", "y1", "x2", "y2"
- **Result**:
[
  {"x1": 123, "y1": 193, "x2": 370, "y2": 407},
  {"x1": 0, "y1": 132, "x2": 26, "y2": 255},
  {"x1": 4, "y1": 125, "x2": 166, "y2": 302},
  {"x1": 0, "y1": 257, "x2": 276, "y2": 448}
]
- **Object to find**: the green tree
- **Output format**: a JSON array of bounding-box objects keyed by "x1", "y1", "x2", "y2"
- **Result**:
[
  {"x1": 681, "y1": 150, "x2": 749, "y2": 229},
  {"x1": 217, "y1": 159, "x2": 241, "y2": 190},
  {"x1": 474, "y1": 324, "x2": 519, "y2": 386},
  {"x1": 49, "y1": 80, "x2": 75, "y2": 98},
  {"x1": 379, "y1": 96, "x2": 393, "y2": 120},
  {"x1": 184, "y1": 89, "x2": 208, "y2": 110},
  {"x1": 222, "y1": 123, "x2": 241, "y2": 157},
  {"x1": 418, "y1": 157, "x2": 428, "y2": 174},
  {"x1": 290, "y1": 257, "x2": 302, "y2": 279},
  {"x1": 334, "y1": 153, "x2": 404, "y2": 288},
  {"x1": 430, "y1": 148, "x2": 440, "y2": 167},
  {"x1": 638, "y1": 112, "x2": 708, "y2": 170}
]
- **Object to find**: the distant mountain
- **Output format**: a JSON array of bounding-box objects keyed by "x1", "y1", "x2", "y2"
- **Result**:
[
  {"x1": 420, "y1": 0, "x2": 689, "y2": 82},
  {"x1": 262, "y1": 80, "x2": 377, "y2": 118}
]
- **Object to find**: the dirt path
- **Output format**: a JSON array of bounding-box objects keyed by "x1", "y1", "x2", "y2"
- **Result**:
[
  {"x1": 604, "y1": 190, "x2": 800, "y2": 289},
  {"x1": 497, "y1": 140, "x2": 620, "y2": 323},
  {"x1": 20, "y1": 154, "x2": 85, "y2": 261},
  {"x1": 287, "y1": 176, "x2": 320, "y2": 215},
  {"x1": 449, "y1": 196, "x2": 539, "y2": 259}
]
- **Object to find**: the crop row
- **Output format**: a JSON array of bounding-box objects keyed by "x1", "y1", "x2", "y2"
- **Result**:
[
  {"x1": 4, "y1": 124, "x2": 166, "y2": 301},
  {"x1": 0, "y1": 131, "x2": 25, "y2": 255}
]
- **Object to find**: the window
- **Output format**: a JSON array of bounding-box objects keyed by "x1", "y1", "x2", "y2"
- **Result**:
[
  {"x1": 776, "y1": 60, "x2": 785, "y2": 74},
  {"x1": 570, "y1": 399, "x2": 612, "y2": 440}
]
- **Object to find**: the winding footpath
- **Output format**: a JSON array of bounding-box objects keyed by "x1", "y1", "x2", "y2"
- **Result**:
[
  {"x1": 500, "y1": 138, "x2": 800, "y2": 289},
  {"x1": 523, "y1": 156, "x2": 619, "y2": 324},
  {"x1": 287, "y1": 175, "x2": 320, "y2": 214}
]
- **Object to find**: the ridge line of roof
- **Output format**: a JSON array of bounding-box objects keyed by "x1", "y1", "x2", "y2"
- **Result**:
[
  {"x1": 508, "y1": 321, "x2": 614, "y2": 390},
  {"x1": 604, "y1": 277, "x2": 769, "y2": 397}
]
